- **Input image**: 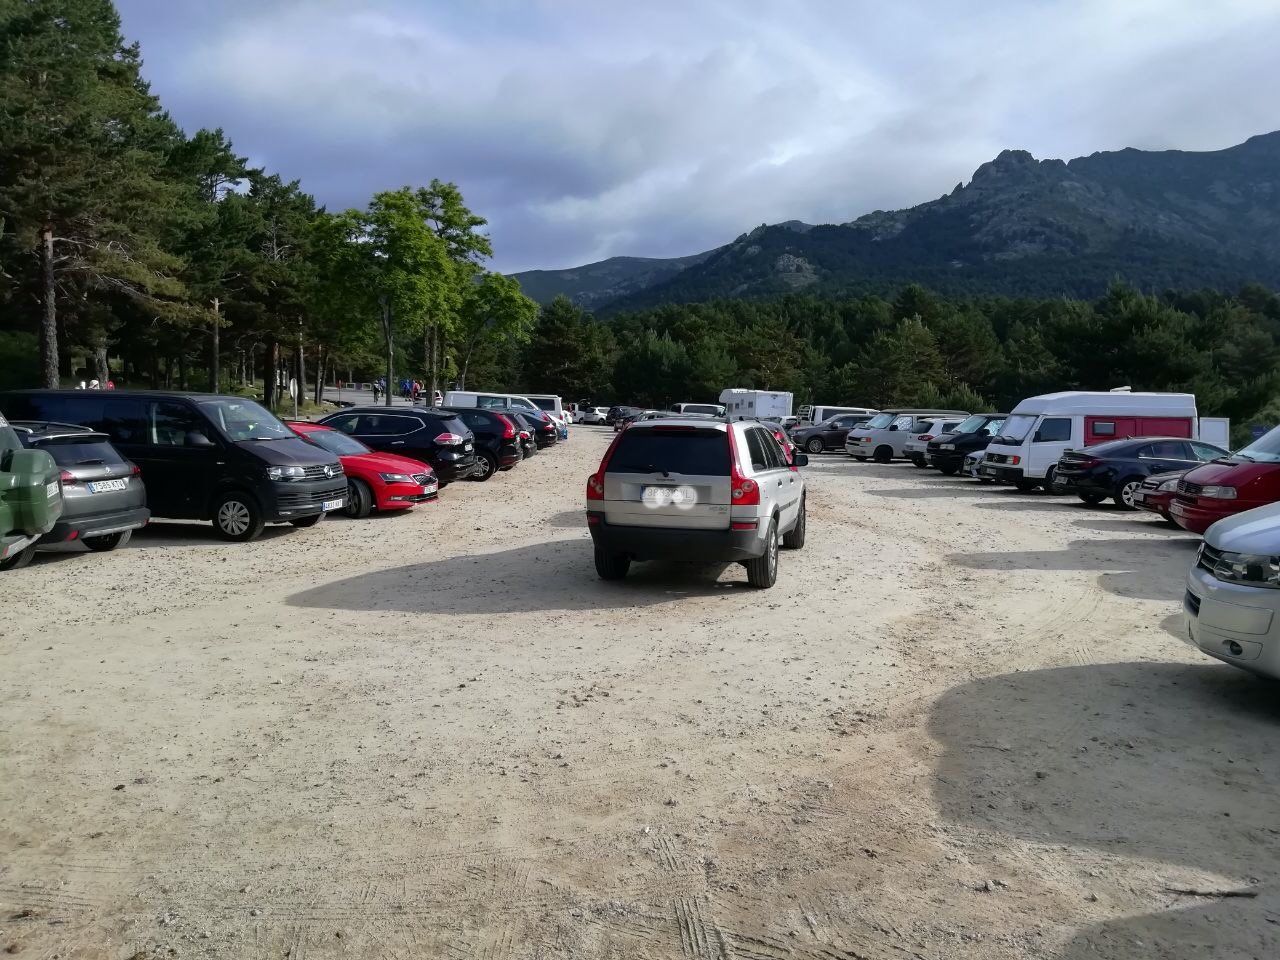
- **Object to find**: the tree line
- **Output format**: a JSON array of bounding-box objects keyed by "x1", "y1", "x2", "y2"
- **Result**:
[
  {"x1": 0, "y1": 0, "x2": 538, "y2": 404},
  {"x1": 493, "y1": 282, "x2": 1280, "y2": 444}
]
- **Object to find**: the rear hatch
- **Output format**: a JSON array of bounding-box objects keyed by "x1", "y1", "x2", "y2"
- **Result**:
[
  {"x1": 36, "y1": 434, "x2": 143, "y2": 517},
  {"x1": 603, "y1": 425, "x2": 732, "y2": 529}
]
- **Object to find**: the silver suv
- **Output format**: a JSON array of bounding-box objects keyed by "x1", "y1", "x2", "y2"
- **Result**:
[
  {"x1": 585, "y1": 418, "x2": 808, "y2": 588},
  {"x1": 845, "y1": 409, "x2": 969, "y2": 462}
]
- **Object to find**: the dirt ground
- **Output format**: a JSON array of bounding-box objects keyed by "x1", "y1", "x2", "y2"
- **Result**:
[{"x1": 2, "y1": 428, "x2": 1277, "y2": 960}]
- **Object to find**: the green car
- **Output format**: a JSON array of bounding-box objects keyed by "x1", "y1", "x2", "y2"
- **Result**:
[{"x1": 0, "y1": 411, "x2": 63, "y2": 570}]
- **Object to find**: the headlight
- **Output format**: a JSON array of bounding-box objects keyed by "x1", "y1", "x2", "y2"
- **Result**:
[
  {"x1": 1158, "y1": 478, "x2": 1179, "y2": 492},
  {"x1": 1203, "y1": 548, "x2": 1280, "y2": 589},
  {"x1": 379, "y1": 472, "x2": 414, "y2": 484},
  {"x1": 1200, "y1": 485, "x2": 1237, "y2": 499},
  {"x1": 267, "y1": 465, "x2": 305, "y2": 480}
]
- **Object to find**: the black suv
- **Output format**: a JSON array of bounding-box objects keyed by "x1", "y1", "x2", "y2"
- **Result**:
[
  {"x1": 926, "y1": 413, "x2": 1008, "y2": 475},
  {"x1": 1056, "y1": 437, "x2": 1229, "y2": 508},
  {"x1": 318, "y1": 407, "x2": 478, "y2": 484},
  {"x1": 440, "y1": 407, "x2": 522, "y2": 480},
  {"x1": 12, "y1": 422, "x2": 150, "y2": 551},
  {"x1": 0, "y1": 390, "x2": 345, "y2": 541}
]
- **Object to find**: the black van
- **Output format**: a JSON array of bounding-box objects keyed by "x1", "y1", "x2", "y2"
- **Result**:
[{"x1": 0, "y1": 391, "x2": 346, "y2": 541}]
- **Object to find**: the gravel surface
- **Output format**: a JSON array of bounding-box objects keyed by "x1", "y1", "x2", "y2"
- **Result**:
[{"x1": 2, "y1": 428, "x2": 1277, "y2": 959}]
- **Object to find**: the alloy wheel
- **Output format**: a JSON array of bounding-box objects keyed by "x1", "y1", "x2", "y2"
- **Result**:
[{"x1": 218, "y1": 500, "x2": 251, "y2": 536}]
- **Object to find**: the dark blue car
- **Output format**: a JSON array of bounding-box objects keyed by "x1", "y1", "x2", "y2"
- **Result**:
[{"x1": 1055, "y1": 437, "x2": 1228, "y2": 508}]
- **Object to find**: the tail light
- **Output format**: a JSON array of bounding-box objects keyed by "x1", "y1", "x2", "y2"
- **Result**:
[
  {"x1": 586, "y1": 431, "x2": 625, "y2": 502},
  {"x1": 434, "y1": 432, "x2": 465, "y2": 445},
  {"x1": 1010, "y1": 455, "x2": 1022, "y2": 465},
  {"x1": 725, "y1": 428, "x2": 760, "y2": 505},
  {"x1": 1074, "y1": 456, "x2": 1101, "y2": 468},
  {"x1": 59, "y1": 470, "x2": 76, "y2": 484},
  {"x1": 918, "y1": 434, "x2": 934, "y2": 441},
  {"x1": 496, "y1": 414, "x2": 517, "y2": 439},
  {"x1": 519, "y1": 430, "x2": 531, "y2": 440},
  {"x1": 130, "y1": 464, "x2": 142, "y2": 475}
]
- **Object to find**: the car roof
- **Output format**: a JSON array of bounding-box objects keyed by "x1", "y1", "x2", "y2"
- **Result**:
[
  {"x1": 1011, "y1": 391, "x2": 1196, "y2": 416},
  {"x1": 5, "y1": 388, "x2": 230, "y2": 400},
  {"x1": 332, "y1": 406, "x2": 451, "y2": 416}
]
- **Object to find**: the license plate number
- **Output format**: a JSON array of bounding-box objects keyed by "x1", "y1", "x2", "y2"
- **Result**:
[
  {"x1": 322, "y1": 498, "x2": 345, "y2": 511},
  {"x1": 979, "y1": 466, "x2": 996, "y2": 476},
  {"x1": 464, "y1": 443, "x2": 473, "y2": 452},
  {"x1": 1170, "y1": 501, "x2": 1186, "y2": 516},
  {"x1": 87, "y1": 479, "x2": 127, "y2": 493},
  {"x1": 46, "y1": 481, "x2": 59, "y2": 499},
  {"x1": 941, "y1": 444, "x2": 955, "y2": 450}
]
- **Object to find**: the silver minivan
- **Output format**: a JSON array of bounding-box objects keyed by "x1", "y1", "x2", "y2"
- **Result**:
[
  {"x1": 585, "y1": 418, "x2": 808, "y2": 588},
  {"x1": 845, "y1": 409, "x2": 970, "y2": 462}
]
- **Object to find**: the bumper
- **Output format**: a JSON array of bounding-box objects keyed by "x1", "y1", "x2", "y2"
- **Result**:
[
  {"x1": 1057, "y1": 476, "x2": 1111, "y2": 497},
  {"x1": 375, "y1": 481, "x2": 438, "y2": 510},
  {"x1": 1, "y1": 532, "x2": 38, "y2": 561},
  {"x1": 587, "y1": 513, "x2": 766, "y2": 562},
  {"x1": 1185, "y1": 567, "x2": 1280, "y2": 679},
  {"x1": 45, "y1": 506, "x2": 151, "y2": 542},
  {"x1": 845, "y1": 441, "x2": 872, "y2": 456},
  {"x1": 928, "y1": 453, "x2": 964, "y2": 470},
  {"x1": 434, "y1": 457, "x2": 479, "y2": 483},
  {"x1": 266, "y1": 480, "x2": 347, "y2": 521},
  {"x1": 978, "y1": 463, "x2": 1024, "y2": 483},
  {"x1": 1135, "y1": 491, "x2": 1174, "y2": 515},
  {"x1": 1170, "y1": 498, "x2": 1241, "y2": 535}
]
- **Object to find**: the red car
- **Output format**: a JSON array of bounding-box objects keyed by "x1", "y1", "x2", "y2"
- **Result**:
[
  {"x1": 288, "y1": 421, "x2": 438, "y2": 518},
  {"x1": 1133, "y1": 470, "x2": 1186, "y2": 523},
  {"x1": 1170, "y1": 428, "x2": 1273, "y2": 535}
]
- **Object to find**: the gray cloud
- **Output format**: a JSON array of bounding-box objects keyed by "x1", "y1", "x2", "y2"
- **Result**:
[{"x1": 116, "y1": 0, "x2": 1280, "y2": 271}]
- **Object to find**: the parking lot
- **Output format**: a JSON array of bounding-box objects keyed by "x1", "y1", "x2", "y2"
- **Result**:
[{"x1": 3, "y1": 427, "x2": 1277, "y2": 960}]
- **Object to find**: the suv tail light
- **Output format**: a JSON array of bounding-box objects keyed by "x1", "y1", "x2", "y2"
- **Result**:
[
  {"x1": 725, "y1": 428, "x2": 761, "y2": 505},
  {"x1": 586, "y1": 431, "x2": 625, "y2": 502},
  {"x1": 59, "y1": 470, "x2": 76, "y2": 484},
  {"x1": 496, "y1": 414, "x2": 517, "y2": 439},
  {"x1": 130, "y1": 464, "x2": 142, "y2": 476},
  {"x1": 434, "y1": 432, "x2": 465, "y2": 445}
]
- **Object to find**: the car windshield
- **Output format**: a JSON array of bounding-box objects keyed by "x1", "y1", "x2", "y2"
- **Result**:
[
  {"x1": 37, "y1": 438, "x2": 127, "y2": 467},
  {"x1": 303, "y1": 429, "x2": 370, "y2": 456},
  {"x1": 1233, "y1": 425, "x2": 1280, "y2": 463},
  {"x1": 864, "y1": 413, "x2": 894, "y2": 429},
  {"x1": 607, "y1": 428, "x2": 730, "y2": 476},
  {"x1": 200, "y1": 399, "x2": 293, "y2": 441},
  {"x1": 953, "y1": 415, "x2": 989, "y2": 434},
  {"x1": 995, "y1": 414, "x2": 1038, "y2": 444}
]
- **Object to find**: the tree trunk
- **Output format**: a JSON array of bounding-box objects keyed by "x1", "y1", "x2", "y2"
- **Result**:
[
  {"x1": 265, "y1": 340, "x2": 279, "y2": 409},
  {"x1": 380, "y1": 299, "x2": 394, "y2": 407},
  {"x1": 296, "y1": 323, "x2": 307, "y2": 407},
  {"x1": 151, "y1": 352, "x2": 161, "y2": 389},
  {"x1": 163, "y1": 355, "x2": 173, "y2": 389},
  {"x1": 426, "y1": 323, "x2": 438, "y2": 400},
  {"x1": 210, "y1": 297, "x2": 221, "y2": 393},
  {"x1": 178, "y1": 345, "x2": 188, "y2": 390},
  {"x1": 313, "y1": 345, "x2": 326, "y2": 405},
  {"x1": 439, "y1": 328, "x2": 448, "y2": 392},
  {"x1": 39, "y1": 225, "x2": 58, "y2": 388},
  {"x1": 92, "y1": 337, "x2": 109, "y2": 384}
]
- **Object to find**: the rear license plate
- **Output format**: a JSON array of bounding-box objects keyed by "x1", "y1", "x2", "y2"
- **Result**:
[
  {"x1": 1170, "y1": 501, "x2": 1186, "y2": 517},
  {"x1": 979, "y1": 465, "x2": 996, "y2": 476},
  {"x1": 1131, "y1": 491, "x2": 1146, "y2": 503},
  {"x1": 941, "y1": 444, "x2": 955, "y2": 450},
  {"x1": 464, "y1": 443, "x2": 473, "y2": 451},
  {"x1": 87, "y1": 479, "x2": 128, "y2": 493},
  {"x1": 46, "y1": 481, "x2": 59, "y2": 499},
  {"x1": 322, "y1": 498, "x2": 345, "y2": 511}
]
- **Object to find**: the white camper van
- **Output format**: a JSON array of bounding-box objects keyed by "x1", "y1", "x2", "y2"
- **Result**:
[
  {"x1": 979, "y1": 390, "x2": 1231, "y2": 491},
  {"x1": 719, "y1": 389, "x2": 794, "y2": 421}
]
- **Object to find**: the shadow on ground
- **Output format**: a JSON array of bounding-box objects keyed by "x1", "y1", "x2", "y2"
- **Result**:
[
  {"x1": 930, "y1": 662, "x2": 1280, "y2": 958},
  {"x1": 131, "y1": 521, "x2": 296, "y2": 548},
  {"x1": 288, "y1": 539, "x2": 748, "y2": 613}
]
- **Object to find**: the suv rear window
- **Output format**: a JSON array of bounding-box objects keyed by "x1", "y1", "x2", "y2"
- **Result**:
[
  {"x1": 607, "y1": 428, "x2": 730, "y2": 476},
  {"x1": 35, "y1": 437, "x2": 127, "y2": 466}
]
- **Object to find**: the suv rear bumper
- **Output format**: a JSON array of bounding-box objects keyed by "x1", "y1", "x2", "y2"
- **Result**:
[
  {"x1": 45, "y1": 506, "x2": 151, "y2": 542},
  {"x1": 587, "y1": 513, "x2": 765, "y2": 562}
]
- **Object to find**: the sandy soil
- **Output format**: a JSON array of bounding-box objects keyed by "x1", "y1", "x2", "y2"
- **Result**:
[{"x1": 2, "y1": 429, "x2": 1277, "y2": 960}]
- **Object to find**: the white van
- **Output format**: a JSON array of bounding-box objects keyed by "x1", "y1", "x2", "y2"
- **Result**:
[
  {"x1": 979, "y1": 390, "x2": 1230, "y2": 491},
  {"x1": 670, "y1": 402, "x2": 726, "y2": 417},
  {"x1": 845, "y1": 409, "x2": 970, "y2": 462},
  {"x1": 525, "y1": 394, "x2": 567, "y2": 421},
  {"x1": 442, "y1": 390, "x2": 540, "y2": 413},
  {"x1": 804, "y1": 405, "x2": 878, "y2": 426}
]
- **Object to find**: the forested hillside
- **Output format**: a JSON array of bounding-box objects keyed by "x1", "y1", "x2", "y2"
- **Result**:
[{"x1": 477, "y1": 283, "x2": 1280, "y2": 445}]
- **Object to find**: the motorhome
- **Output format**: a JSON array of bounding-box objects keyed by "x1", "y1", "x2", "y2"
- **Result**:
[
  {"x1": 978, "y1": 390, "x2": 1230, "y2": 492},
  {"x1": 719, "y1": 389, "x2": 793, "y2": 421}
]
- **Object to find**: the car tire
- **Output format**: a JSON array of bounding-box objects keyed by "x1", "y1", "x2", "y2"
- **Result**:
[
  {"x1": 0, "y1": 543, "x2": 37, "y2": 571},
  {"x1": 1043, "y1": 466, "x2": 1064, "y2": 494},
  {"x1": 594, "y1": 548, "x2": 630, "y2": 581},
  {"x1": 212, "y1": 491, "x2": 265, "y2": 542},
  {"x1": 782, "y1": 497, "x2": 806, "y2": 550},
  {"x1": 1014, "y1": 479, "x2": 1039, "y2": 492},
  {"x1": 470, "y1": 451, "x2": 498, "y2": 482},
  {"x1": 854, "y1": 456, "x2": 868, "y2": 462},
  {"x1": 910, "y1": 457, "x2": 928, "y2": 469},
  {"x1": 939, "y1": 464, "x2": 959, "y2": 476},
  {"x1": 1114, "y1": 476, "x2": 1144, "y2": 510},
  {"x1": 83, "y1": 530, "x2": 133, "y2": 552},
  {"x1": 1077, "y1": 491, "x2": 1108, "y2": 506},
  {"x1": 873, "y1": 445, "x2": 892, "y2": 464},
  {"x1": 746, "y1": 519, "x2": 779, "y2": 588},
  {"x1": 291, "y1": 512, "x2": 324, "y2": 528},
  {"x1": 805, "y1": 437, "x2": 824, "y2": 454},
  {"x1": 344, "y1": 478, "x2": 374, "y2": 519}
]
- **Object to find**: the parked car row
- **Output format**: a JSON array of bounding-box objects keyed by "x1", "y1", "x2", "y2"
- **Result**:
[{"x1": 0, "y1": 387, "x2": 572, "y2": 567}]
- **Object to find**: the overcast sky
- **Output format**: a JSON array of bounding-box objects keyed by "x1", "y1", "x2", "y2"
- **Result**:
[{"x1": 115, "y1": 0, "x2": 1280, "y2": 273}]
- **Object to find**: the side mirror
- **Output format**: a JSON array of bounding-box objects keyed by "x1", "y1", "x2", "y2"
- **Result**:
[
  {"x1": 186, "y1": 430, "x2": 215, "y2": 447},
  {"x1": 793, "y1": 453, "x2": 809, "y2": 467}
]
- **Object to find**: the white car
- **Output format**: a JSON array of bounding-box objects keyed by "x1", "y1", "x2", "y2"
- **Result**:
[
  {"x1": 585, "y1": 417, "x2": 808, "y2": 588},
  {"x1": 903, "y1": 417, "x2": 965, "y2": 468},
  {"x1": 1186, "y1": 502, "x2": 1280, "y2": 680},
  {"x1": 581, "y1": 406, "x2": 608, "y2": 425},
  {"x1": 845, "y1": 409, "x2": 969, "y2": 462}
]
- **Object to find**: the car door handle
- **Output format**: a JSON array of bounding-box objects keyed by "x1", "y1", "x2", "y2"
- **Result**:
[{"x1": 391, "y1": 441, "x2": 405, "y2": 446}]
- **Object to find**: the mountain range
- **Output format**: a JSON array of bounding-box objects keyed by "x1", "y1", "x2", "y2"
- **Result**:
[{"x1": 512, "y1": 132, "x2": 1280, "y2": 310}]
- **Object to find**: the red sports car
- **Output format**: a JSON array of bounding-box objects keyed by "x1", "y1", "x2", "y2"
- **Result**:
[{"x1": 288, "y1": 421, "x2": 438, "y2": 518}]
